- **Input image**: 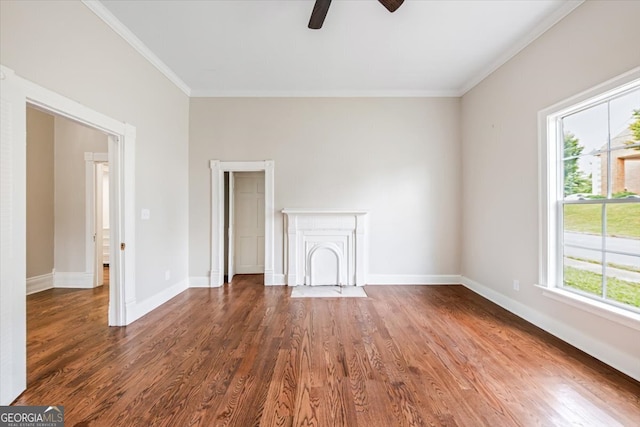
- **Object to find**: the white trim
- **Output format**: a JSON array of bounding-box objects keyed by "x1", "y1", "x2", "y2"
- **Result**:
[
  {"x1": 23, "y1": 86, "x2": 124, "y2": 136},
  {"x1": 80, "y1": 0, "x2": 191, "y2": 96},
  {"x1": 26, "y1": 272, "x2": 54, "y2": 295},
  {"x1": 84, "y1": 152, "x2": 108, "y2": 162},
  {"x1": 282, "y1": 210, "x2": 368, "y2": 287},
  {"x1": 209, "y1": 160, "x2": 275, "y2": 287},
  {"x1": 1, "y1": 62, "x2": 136, "y2": 407},
  {"x1": 538, "y1": 285, "x2": 640, "y2": 332},
  {"x1": 0, "y1": 66, "x2": 27, "y2": 404},
  {"x1": 461, "y1": 276, "x2": 639, "y2": 382},
  {"x1": 127, "y1": 279, "x2": 188, "y2": 324},
  {"x1": 458, "y1": 0, "x2": 584, "y2": 95},
  {"x1": 119, "y1": 125, "x2": 137, "y2": 326},
  {"x1": 190, "y1": 89, "x2": 460, "y2": 98},
  {"x1": 266, "y1": 274, "x2": 286, "y2": 286},
  {"x1": 538, "y1": 68, "x2": 640, "y2": 306},
  {"x1": 189, "y1": 276, "x2": 210, "y2": 288},
  {"x1": 367, "y1": 274, "x2": 461, "y2": 285},
  {"x1": 227, "y1": 172, "x2": 235, "y2": 281},
  {"x1": 282, "y1": 208, "x2": 369, "y2": 215},
  {"x1": 75, "y1": 0, "x2": 581, "y2": 99},
  {"x1": 54, "y1": 272, "x2": 93, "y2": 288},
  {"x1": 2, "y1": 64, "x2": 136, "y2": 327}
]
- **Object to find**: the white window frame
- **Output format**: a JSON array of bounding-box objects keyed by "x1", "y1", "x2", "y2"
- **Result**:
[{"x1": 538, "y1": 67, "x2": 640, "y2": 331}]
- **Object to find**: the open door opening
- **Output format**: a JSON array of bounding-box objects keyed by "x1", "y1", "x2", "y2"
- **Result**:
[
  {"x1": 225, "y1": 171, "x2": 265, "y2": 284},
  {"x1": 209, "y1": 160, "x2": 274, "y2": 287},
  {"x1": 88, "y1": 159, "x2": 110, "y2": 288}
]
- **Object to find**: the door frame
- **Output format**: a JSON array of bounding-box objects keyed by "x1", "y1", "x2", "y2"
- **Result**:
[
  {"x1": 210, "y1": 160, "x2": 274, "y2": 286},
  {"x1": 85, "y1": 153, "x2": 109, "y2": 287},
  {"x1": 21, "y1": 75, "x2": 136, "y2": 328},
  {"x1": 1, "y1": 65, "x2": 136, "y2": 404},
  {"x1": 227, "y1": 171, "x2": 235, "y2": 281}
]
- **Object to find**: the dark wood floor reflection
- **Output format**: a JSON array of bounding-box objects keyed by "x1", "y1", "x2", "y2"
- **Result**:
[{"x1": 17, "y1": 275, "x2": 640, "y2": 426}]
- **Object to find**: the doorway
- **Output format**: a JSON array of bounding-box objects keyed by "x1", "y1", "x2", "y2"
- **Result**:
[
  {"x1": 86, "y1": 156, "x2": 110, "y2": 288},
  {"x1": 0, "y1": 66, "x2": 136, "y2": 404},
  {"x1": 25, "y1": 108, "x2": 110, "y2": 293},
  {"x1": 210, "y1": 160, "x2": 275, "y2": 287},
  {"x1": 226, "y1": 171, "x2": 265, "y2": 282}
]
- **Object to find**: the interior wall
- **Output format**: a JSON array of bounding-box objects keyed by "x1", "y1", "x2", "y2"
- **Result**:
[
  {"x1": 26, "y1": 107, "x2": 54, "y2": 278},
  {"x1": 461, "y1": 0, "x2": 640, "y2": 378},
  {"x1": 53, "y1": 115, "x2": 107, "y2": 274},
  {"x1": 0, "y1": 0, "x2": 190, "y2": 302},
  {"x1": 189, "y1": 97, "x2": 461, "y2": 282}
]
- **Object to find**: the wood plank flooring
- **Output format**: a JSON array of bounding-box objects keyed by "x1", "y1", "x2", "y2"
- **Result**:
[{"x1": 15, "y1": 275, "x2": 640, "y2": 426}]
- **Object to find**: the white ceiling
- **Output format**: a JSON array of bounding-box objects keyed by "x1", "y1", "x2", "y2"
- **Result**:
[{"x1": 92, "y1": 0, "x2": 583, "y2": 97}]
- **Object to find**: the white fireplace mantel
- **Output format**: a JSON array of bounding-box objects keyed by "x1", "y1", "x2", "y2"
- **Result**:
[{"x1": 282, "y1": 209, "x2": 368, "y2": 286}]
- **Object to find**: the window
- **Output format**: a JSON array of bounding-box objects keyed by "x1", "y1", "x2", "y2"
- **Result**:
[{"x1": 540, "y1": 70, "x2": 640, "y2": 320}]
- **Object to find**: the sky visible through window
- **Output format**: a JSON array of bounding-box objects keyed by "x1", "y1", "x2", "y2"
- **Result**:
[{"x1": 563, "y1": 89, "x2": 639, "y2": 177}]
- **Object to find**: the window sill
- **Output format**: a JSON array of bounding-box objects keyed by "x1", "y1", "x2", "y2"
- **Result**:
[{"x1": 535, "y1": 285, "x2": 640, "y2": 331}]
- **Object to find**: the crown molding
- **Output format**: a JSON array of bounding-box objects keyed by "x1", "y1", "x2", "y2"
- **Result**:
[
  {"x1": 81, "y1": 0, "x2": 191, "y2": 96},
  {"x1": 457, "y1": 0, "x2": 584, "y2": 96},
  {"x1": 82, "y1": 0, "x2": 583, "y2": 100},
  {"x1": 190, "y1": 89, "x2": 461, "y2": 98}
]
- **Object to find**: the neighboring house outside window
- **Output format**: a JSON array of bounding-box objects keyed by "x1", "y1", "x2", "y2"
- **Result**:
[{"x1": 539, "y1": 70, "x2": 640, "y2": 324}]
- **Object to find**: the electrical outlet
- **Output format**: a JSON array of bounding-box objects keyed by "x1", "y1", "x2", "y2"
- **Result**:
[
  {"x1": 165, "y1": 270, "x2": 171, "y2": 281},
  {"x1": 513, "y1": 279, "x2": 520, "y2": 291}
]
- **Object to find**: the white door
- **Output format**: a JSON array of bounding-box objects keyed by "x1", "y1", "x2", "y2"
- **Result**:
[{"x1": 233, "y1": 172, "x2": 265, "y2": 274}]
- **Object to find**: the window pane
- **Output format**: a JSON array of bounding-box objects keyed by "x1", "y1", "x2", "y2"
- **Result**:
[
  {"x1": 609, "y1": 89, "x2": 640, "y2": 149},
  {"x1": 605, "y1": 204, "x2": 640, "y2": 254},
  {"x1": 563, "y1": 250, "x2": 603, "y2": 298},
  {"x1": 553, "y1": 80, "x2": 640, "y2": 314},
  {"x1": 563, "y1": 154, "x2": 602, "y2": 198},
  {"x1": 563, "y1": 103, "x2": 608, "y2": 158},
  {"x1": 607, "y1": 145, "x2": 640, "y2": 197},
  {"x1": 563, "y1": 204, "x2": 602, "y2": 250},
  {"x1": 605, "y1": 262, "x2": 640, "y2": 309}
]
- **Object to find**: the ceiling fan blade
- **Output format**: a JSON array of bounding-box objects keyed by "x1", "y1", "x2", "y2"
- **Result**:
[
  {"x1": 378, "y1": 0, "x2": 404, "y2": 13},
  {"x1": 308, "y1": 0, "x2": 332, "y2": 29}
]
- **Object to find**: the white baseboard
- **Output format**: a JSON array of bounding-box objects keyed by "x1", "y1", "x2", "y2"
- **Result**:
[
  {"x1": 209, "y1": 271, "x2": 224, "y2": 288},
  {"x1": 265, "y1": 273, "x2": 285, "y2": 286},
  {"x1": 191, "y1": 274, "x2": 286, "y2": 287},
  {"x1": 127, "y1": 278, "x2": 189, "y2": 324},
  {"x1": 460, "y1": 276, "x2": 640, "y2": 382},
  {"x1": 26, "y1": 272, "x2": 54, "y2": 295},
  {"x1": 367, "y1": 274, "x2": 461, "y2": 285},
  {"x1": 189, "y1": 276, "x2": 210, "y2": 288},
  {"x1": 54, "y1": 271, "x2": 93, "y2": 288}
]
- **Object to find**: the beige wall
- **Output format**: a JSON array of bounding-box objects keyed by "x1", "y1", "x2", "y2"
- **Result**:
[
  {"x1": 26, "y1": 108, "x2": 109, "y2": 278},
  {"x1": 1, "y1": 0, "x2": 190, "y2": 302},
  {"x1": 26, "y1": 107, "x2": 54, "y2": 278},
  {"x1": 461, "y1": 1, "x2": 640, "y2": 377},
  {"x1": 190, "y1": 97, "x2": 461, "y2": 280},
  {"x1": 54, "y1": 116, "x2": 107, "y2": 273}
]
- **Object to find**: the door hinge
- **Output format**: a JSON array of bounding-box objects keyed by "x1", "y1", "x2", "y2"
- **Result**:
[{"x1": 120, "y1": 242, "x2": 126, "y2": 251}]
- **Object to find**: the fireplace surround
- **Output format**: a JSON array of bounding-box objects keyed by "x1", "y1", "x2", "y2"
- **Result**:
[{"x1": 282, "y1": 209, "x2": 368, "y2": 286}]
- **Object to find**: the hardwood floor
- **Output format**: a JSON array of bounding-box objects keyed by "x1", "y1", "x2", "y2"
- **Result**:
[{"x1": 16, "y1": 275, "x2": 640, "y2": 426}]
